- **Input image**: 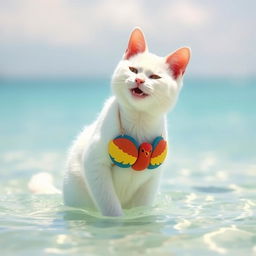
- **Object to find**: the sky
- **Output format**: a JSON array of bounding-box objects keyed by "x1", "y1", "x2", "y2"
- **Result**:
[{"x1": 0, "y1": 0, "x2": 255, "y2": 78}]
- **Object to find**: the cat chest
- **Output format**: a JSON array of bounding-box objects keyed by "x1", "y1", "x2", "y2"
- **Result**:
[{"x1": 111, "y1": 165, "x2": 155, "y2": 204}]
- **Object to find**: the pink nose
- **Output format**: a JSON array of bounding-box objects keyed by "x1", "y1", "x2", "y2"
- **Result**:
[{"x1": 135, "y1": 78, "x2": 145, "y2": 85}]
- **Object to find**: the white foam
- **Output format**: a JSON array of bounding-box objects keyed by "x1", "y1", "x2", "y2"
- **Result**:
[
  {"x1": 235, "y1": 199, "x2": 256, "y2": 220},
  {"x1": 185, "y1": 193, "x2": 197, "y2": 203},
  {"x1": 28, "y1": 172, "x2": 61, "y2": 194},
  {"x1": 204, "y1": 225, "x2": 254, "y2": 255},
  {"x1": 174, "y1": 219, "x2": 191, "y2": 230}
]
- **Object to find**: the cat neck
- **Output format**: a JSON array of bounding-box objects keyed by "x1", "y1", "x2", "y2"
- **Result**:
[{"x1": 117, "y1": 103, "x2": 166, "y2": 143}]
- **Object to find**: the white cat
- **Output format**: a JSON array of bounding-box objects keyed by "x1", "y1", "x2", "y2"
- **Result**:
[{"x1": 63, "y1": 28, "x2": 190, "y2": 216}]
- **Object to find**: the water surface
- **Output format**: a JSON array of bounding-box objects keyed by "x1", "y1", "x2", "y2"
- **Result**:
[{"x1": 0, "y1": 77, "x2": 255, "y2": 255}]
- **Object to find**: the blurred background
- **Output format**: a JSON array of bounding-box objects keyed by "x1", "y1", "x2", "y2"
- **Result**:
[
  {"x1": 0, "y1": 0, "x2": 255, "y2": 183},
  {"x1": 0, "y1": 0, "x2": 256, "y2": 161},
  {"x1": 1, "y1": 2, "x2": 256, "y2": 255},
  {"x1": 0, "y1": 0, "x2": 255, "y2": 78}
]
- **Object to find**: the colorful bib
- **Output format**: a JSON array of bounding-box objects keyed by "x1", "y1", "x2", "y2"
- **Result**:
[{"x1": 108, "y1": 134, "x2": 167, "y2": 171}]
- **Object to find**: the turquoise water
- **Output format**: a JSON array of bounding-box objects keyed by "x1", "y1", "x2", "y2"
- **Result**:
[{"x1": 0, "y1": 77, "x2": 255, "y2": 255}]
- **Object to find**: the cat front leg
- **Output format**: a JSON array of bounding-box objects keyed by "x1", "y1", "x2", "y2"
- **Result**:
[{"x1": 84, "y1": 161, "x2": 123, "y2": 217}]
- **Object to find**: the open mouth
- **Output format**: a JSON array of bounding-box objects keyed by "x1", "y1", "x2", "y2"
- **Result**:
[{"x1": 130, "y1": 87, "x2": 149, "y2": 98}]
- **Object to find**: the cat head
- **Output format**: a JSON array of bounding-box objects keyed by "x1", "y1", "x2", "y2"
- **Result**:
[{"x1": 111, "y1": 28, "x2": 191, "y2": 115}]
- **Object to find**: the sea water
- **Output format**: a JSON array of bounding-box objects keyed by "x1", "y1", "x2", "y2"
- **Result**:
[{"x1": 0, "y1": 77, "x2": 255, "y2": 255}]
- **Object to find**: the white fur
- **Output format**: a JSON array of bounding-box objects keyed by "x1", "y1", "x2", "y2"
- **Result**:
[{"x1": 63, "y1": 48, "x2": 185, "y2": 216}]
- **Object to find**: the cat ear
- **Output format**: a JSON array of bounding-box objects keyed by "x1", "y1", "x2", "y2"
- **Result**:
[
  {"x1": 124, "y1": 27, "x2": 147, "y2": 60},
  {"x1": 166, "y1": 47, "x2": 191, "y2": 79}
]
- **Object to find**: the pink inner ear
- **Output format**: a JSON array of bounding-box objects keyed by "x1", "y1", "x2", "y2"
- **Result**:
[
  {"x1": 124, "y1": 28, "x2": 146, "y2": 60},
  {"x1": 166, "y1": 48, "x2": 190, "y2": 79}
]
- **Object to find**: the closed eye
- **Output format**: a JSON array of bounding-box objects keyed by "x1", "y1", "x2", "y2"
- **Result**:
[
  {"x1": 129, "y1": 66, "x2": 138, "y2": 74},
  {"x1": 149, "y1": 74, "x2": 161, "y2": 79}
]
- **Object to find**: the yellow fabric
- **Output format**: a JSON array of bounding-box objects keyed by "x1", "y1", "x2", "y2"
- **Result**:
[
  {"x1": 108, "y1": 140, "x2": 137, "y2": 165},
  {"x1": 150, "y1": 146, "x2": 167, "y2": 166}
]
